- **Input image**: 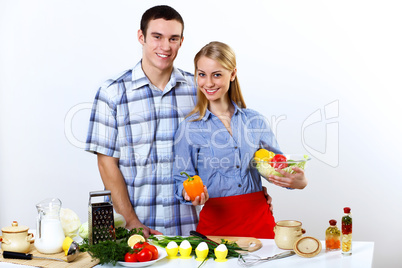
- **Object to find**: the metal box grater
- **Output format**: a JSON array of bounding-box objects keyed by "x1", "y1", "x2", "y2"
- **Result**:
[{"x1": 88, "y1": 190, "x2": 115, "y2": 245}]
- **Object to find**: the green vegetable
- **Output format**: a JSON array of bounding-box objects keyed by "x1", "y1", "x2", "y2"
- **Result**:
[
  {"x1": 80, "y1": 238, "x2": 132, "y2": 265},
  {"x1": 256, "y1": 155, "x2": 309, "y2": 178},
  {"x1": 78, "y1": 222, "x2": 88, "y2": 239},
  {"x1": 60, "y1": 208, "x2": 81, "y2": 238},
  {"x1": 115, "y1": 227, "x2": 144, "y2": 241},
  {"x1": 79, "y1": 227, "x2": 143, "y2": 265}
]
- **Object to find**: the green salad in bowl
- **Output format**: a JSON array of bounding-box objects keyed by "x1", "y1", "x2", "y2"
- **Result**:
[{"x1": 252, "y1": 149, "x2": 310, "y2": 179}]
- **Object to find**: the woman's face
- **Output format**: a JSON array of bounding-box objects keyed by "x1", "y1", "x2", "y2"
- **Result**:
[{"x1": 196, "y1": 56, "x2": 236, "y2": 103}]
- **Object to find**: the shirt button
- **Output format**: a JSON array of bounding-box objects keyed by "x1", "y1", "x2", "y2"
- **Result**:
[
  {"x1": 238, "y1": 184, "x2": 242, "y2": 187},
  {"x1": 236, "y1": 165, "x2": 240, "y2": 168},
  {"x1": 234, "y1": 146, "x2": 238, "y2": 149}
]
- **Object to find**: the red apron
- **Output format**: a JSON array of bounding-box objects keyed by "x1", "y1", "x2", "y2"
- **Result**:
[{"x1": 196, "y1": 191, "x2": 275, "y2": 239}]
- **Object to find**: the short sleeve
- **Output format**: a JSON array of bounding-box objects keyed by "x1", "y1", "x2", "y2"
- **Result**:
[{"x1": 85, "y1": 86, "x2": 120, "y2": 158}]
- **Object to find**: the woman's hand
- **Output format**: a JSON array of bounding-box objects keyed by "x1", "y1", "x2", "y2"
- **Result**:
[
  {"x1": 262, "y1": 186, "x2": 273, "y2": 213},
  {"x1": 268, "y1": 166, "x2": 308, "y2": 189},
  {"x1": 183, "y1": 186, "x2": 209, "y2": 205}
]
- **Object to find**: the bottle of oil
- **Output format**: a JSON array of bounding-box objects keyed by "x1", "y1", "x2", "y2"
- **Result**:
[
  {"x1": 341, "y1": 207, "x2": 352, "y2": 255},
  {"x1": 325, "y1": 219, "x2": 340, "y2": 251}
]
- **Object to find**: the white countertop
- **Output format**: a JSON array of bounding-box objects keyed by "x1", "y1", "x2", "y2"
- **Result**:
[
  {"x1": 100, "y1": 240, "x2": 374, "y2": 268},
  {"x1": 0, "y1": 239, "x2": 374, "y2": 268}
]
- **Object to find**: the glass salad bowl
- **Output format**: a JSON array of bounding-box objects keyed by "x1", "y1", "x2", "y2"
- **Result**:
[{"x1": 252, "y1": 154, "x2": 311, "y2": 180}]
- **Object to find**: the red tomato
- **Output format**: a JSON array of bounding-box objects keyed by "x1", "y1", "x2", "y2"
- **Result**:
[
  {"x1": 137, "y1": 248, "x2": 153, "y2": 262},
  {"x1": 271, "y1": 154, "x2": 288, "y2": 169},
  {"x1": 133, "y1": 241, "x2": 150, "y2": 250},
  {"x1": 145, "y1": 245, "x2": 159, "y2": 260},
  {"x1": 124, "y1": 252, "x2": 137, "y2": 262}
]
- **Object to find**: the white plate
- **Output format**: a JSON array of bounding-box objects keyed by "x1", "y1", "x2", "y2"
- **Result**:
[{"x1": 118, "y1": 248, "x2": 167, "y2": 267}]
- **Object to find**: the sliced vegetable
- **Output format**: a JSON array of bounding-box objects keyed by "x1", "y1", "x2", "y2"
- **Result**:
[
  {"x1": 181, "y1": 172, "x2": 204, "y2": 201},
  {"x1": 127, "y1": 234, "x2": 145, "y2": 248},
  {"x1": 62, "y1": 237, "x2": 74, "y2": 255}
]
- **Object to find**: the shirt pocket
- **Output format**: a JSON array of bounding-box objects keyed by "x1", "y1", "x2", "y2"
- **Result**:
[
  {"x1": 208, "y1": 139, "x2": 238, "y2": 178},
  {"x1": 115, "y1": 105, "x2": 155, "y2": 166},
  {"x1": 206, "y1": 172, "x2": 235, "y2": 198}
]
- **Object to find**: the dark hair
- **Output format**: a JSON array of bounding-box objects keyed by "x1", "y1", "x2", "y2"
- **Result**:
[{"x1": 140, "y1": 5, "x2": 184, "y2": 38}]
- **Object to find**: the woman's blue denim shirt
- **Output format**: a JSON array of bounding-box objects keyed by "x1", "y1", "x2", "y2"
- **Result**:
[{"x1": 173, "y1": 103, "x2": 282, "y2": 203}]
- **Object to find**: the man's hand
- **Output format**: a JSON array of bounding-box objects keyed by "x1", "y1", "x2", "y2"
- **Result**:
[{"x1": 125, "y1": 219, "x2": 163, "y2": 238}]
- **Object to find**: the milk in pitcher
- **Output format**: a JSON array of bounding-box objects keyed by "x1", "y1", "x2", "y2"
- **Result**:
[{"x1": 34, "y1": 198, "x2": 66, "y2": 254}]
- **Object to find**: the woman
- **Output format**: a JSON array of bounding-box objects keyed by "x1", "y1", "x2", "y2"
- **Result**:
[{"x1": 173, "y1": 41, "x2": 307, "y2": 238}]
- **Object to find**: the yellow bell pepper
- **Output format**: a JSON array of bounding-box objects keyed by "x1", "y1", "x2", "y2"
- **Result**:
[{"x1": 254, "y1": 149, "x2": 275, "y2": 162}]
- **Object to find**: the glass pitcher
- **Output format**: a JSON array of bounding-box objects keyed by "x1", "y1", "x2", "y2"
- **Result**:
[{"x1": 34, "y1": 198, "x2": 65, "y2": 254}]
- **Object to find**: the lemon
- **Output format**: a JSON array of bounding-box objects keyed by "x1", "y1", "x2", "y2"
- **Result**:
[
  {"x1": 127, "y1": 234, "x2": 146, "y2": 248},
  {"x1": 62, "y1": 236, "x2": 73, "y2": 255},
  {"x1": 254, "y1": 149, "x2": 275, "y2": 162}
]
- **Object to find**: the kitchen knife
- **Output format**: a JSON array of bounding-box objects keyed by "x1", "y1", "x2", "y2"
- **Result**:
[
  {"x1": 2, "y1": 251, "x2": 66, "y2": 262},
  {"x1": 190, "y1": 230, "x2": 219, "y2": 245}
]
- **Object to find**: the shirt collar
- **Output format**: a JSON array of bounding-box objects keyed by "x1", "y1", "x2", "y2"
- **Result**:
[
  {"x1": 201, "y1": 101, "x2": 244, "y2": 121},
  {"x1": 130, "y1": 60, "x2": 187, "y2": 91}
]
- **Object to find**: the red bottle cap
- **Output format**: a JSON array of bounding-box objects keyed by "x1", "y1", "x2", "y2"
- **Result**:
[
  {"x1": 344, "y1": 207, "x2": 351, "y2": 213},
  {"x1": 329, "y1": 219, "x2": 337, "y2": 225}
]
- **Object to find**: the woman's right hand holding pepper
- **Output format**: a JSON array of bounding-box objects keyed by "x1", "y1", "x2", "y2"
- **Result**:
[{"x1": 183, "y1": 186, "x2": 209, "y2": 206}]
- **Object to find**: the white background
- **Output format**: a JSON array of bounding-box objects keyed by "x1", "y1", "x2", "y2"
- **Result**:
[{"x1": 1, "y1": 1, "x2": 401, "y2": 267}]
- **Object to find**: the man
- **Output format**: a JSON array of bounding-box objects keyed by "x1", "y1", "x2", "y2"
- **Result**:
[{"x1": 86, "y1": 5, "x2": 198, "y2": 237}]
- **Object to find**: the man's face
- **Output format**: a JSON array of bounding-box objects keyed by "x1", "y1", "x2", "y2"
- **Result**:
[{"x1": 138, "y1": 18, "x2": 183, "y2": 73}]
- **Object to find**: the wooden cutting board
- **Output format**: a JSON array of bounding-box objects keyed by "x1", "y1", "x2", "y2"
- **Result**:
[
  {"x1": 0, "y1": 246, "x2": 98, "y2": 268},
  {"x1": 206, "y1": 236, "x2": 262, "y2": 252}
]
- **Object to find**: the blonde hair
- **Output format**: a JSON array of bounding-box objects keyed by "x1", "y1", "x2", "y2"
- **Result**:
[{"x1": 187, "y1": 41, "x2": 246, "y2": 121}]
